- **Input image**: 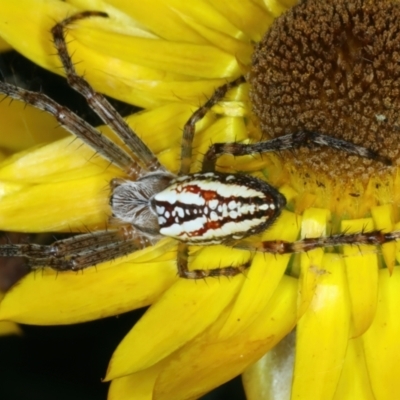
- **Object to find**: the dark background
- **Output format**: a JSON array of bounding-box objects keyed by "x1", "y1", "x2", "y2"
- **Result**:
[{"x1": 0, "y1": 51, "x2": 246, "y2": 400}]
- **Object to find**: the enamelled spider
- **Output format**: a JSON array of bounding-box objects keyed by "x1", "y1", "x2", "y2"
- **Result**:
[{"x1": 0, "y1": 11, "x2": 399, "y2": 280}]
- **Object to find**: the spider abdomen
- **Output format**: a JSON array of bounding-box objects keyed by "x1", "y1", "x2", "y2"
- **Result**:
[{"x1": 153, "y1": 172, "x2": 286, "y2": 244}]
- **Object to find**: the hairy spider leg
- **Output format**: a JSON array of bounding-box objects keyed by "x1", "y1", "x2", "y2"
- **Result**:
[
  {"x1": 234, "y1": 230, "x2": 400, "y2": 254},
  {"x1": 51, "y1": 11, "x2": 164, "y2": 176},
  {"x1": 0, "y1": 228, "x2": 155, "y2": 271},
  {"x1": 179, "y1": 76, "x2": 246, "y2": 176},
  {"x1": 178, "y1": 228, "x2": 400, "y2": 279},
  {"x1": 202, "y1": 131, "x2": 391, "y2": 172},
  {"x1": 176, "y1": 242, "x2": 251, "y2": 279},
  {"x1": 0, "y1": 81, "x2": 139, "y2": 175}
]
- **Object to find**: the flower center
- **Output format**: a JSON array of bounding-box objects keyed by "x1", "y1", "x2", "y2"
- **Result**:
[{"x1": 249, "y1": 0, "x2": 400, "y2": 185}]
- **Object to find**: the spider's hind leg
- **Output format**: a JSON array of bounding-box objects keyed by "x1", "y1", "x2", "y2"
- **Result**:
[
  {"x1": 234, "y1": 229, "x2": 400, "y2": 255},
  {"x1": 0, "y1": 226, "x2": 155, "y2": 271}
]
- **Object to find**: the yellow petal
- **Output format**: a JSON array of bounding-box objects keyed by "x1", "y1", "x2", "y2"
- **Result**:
[
  {"x1": 333, "y1": 337, "x2": 375, "y2": 400},
  {"x1": 341, "y1": 218, "x2": 379, "y2": 338},
  {"x1": 0, "y1": 1, "x2": 77, "y2": 70},
  {"x1": 297, "y1": 208, "x2": 330, "y2": 318},
  {"x1": 218, "y1": 210, "x2": 300, "y2": 339},
  {"x1": 106, "y1": 273, "x2": 246, "y2": 379},
  {"x1": 0, "y1": 171, "x2": 114, "y2": 232},
  {"x1": 209, "y1": 0, "x2": 278, "y2": 41},
  {"x1": 0, "y1": 136, "x2": 116, "y2": 183},
  {"x1": 0, "y1": 239, "x2": 177, "y2": 324},
  {"x1": 108, "y1": 364, "x2": 163, "y2": 400},
  {"x1": 0, "y1": 97, "x2": 67, "y2": 153},
  {"x1": 0, "y1": 0, "x2": 248, "y2": 108},
  {"x1": 297, "y1": 248, "x2": 325, "y2": 318},
  {"x1": 152, "y1": 276, "x2": 298, "y2": 400},
  {"x1": 71, "y1": 23, "x2": 240, "y2": 79},
  {"x1": 263, "y1": 0, "x2": 298, "y2": 16},
  {"x1": 292, "y1": 254, "x2": 351, "y2": 399},
  {"x1": 78, "y1": 0, "x2": 216, "y2": 44},
  {"x1": 107, "y1": 275, "x2": 298, "y2": 400},
  {"x1": 362, "y1": 267, "x2": 400, "y2": 399}
]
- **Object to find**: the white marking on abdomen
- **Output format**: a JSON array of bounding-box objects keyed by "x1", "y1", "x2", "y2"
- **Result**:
[{"x1": 155, "y1": 190, "x2": 206, "y2": 206}]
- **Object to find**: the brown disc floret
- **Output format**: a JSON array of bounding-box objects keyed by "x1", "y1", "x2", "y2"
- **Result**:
[{"x1": 250, "y1": 0, "x2": 400, "y2": 180}]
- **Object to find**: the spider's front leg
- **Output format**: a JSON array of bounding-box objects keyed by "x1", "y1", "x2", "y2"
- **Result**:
[
  {"x1": 51, "y1": 11, "x2": 164, "y2": 174},
  {"x1": 202, "y1": 130, "x2": 392, "y2": 173},
  {"x1": 0, "y1": 11, "x2": 154, "y2": 179},
  {"x1": 179, "y1": 76, "x2": 246, "y2": 175}
]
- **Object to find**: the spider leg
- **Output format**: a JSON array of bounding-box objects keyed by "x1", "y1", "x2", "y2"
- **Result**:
[
  {"x1": 0, "y1": 81, "x2": 144, "y2": 176},
  {"x1": 179, "y1": 76, "x2": 245, "y2": 175},
  {"x1": 176, "y1": 228, "x2": 400, "y2": 279},
  {"x1": 0, "y1": 227, "x2": 156, "y2": 271},
  {"x1": 231, "y1": 230, "x2": 400, "y2": 254},
  {"x1": 51, "y1": 11, "x2": 164, "y2": 174},
  {"x1": 202, "y1": 130, "x2": 391, "y2": 172},
  {"x1": 176, "y1": 242, "x2": 249, "y2": 279}
]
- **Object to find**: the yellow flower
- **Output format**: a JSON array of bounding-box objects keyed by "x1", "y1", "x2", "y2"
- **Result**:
[{"x1": 0, "y1": 1, "x2": 400, "y2": 399}]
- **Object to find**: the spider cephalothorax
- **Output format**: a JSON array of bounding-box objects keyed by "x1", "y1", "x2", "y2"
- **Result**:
[
  {"x1": 0, "y1": 11, "x2": 399, "y2": 279},
  {"x1": 111, "y1": 172, "x2": 175, "y2": 237}
]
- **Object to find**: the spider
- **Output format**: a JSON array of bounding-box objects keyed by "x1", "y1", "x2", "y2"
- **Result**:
[{"x1": 0, "y1": 11, "x2": 398, "y2": 279}]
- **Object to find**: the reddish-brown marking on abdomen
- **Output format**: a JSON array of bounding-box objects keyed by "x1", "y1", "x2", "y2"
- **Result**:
[{"x1": 202, "y1": 190, "x2": 218, "y2": 201}]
